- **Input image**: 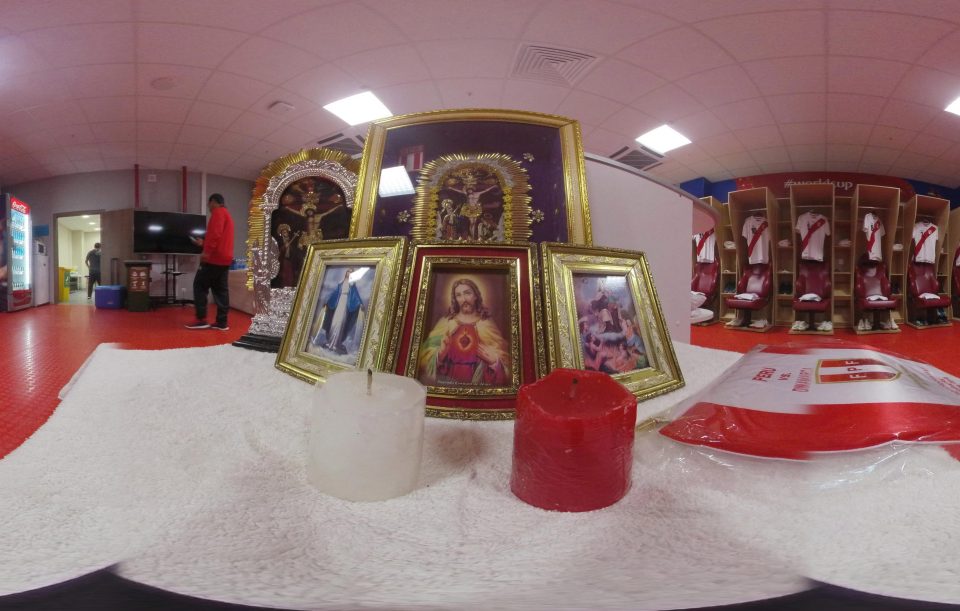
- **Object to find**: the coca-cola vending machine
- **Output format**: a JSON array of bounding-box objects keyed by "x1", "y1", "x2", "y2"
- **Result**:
[{"x1": 1, "y1": 194, "x2": 33, "y2": 312}]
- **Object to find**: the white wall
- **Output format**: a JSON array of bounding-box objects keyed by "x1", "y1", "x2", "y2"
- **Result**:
[
  {"x1": 584, "y1": 155, "x2": 693, "y2": 344},
  {"x1": 57, "y1": 226, "x2": 74, "y2": 268}
]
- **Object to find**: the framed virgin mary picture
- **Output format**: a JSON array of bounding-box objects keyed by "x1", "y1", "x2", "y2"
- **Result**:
[
  {"x1": 275, "y1": 237, "x2": 407, "y2": 384},
  {"x1": 390, "y1": 242, "x2": 545, "y2": 419},
  {"x1": 348, "y1": 109, "x2": 592, "y2": 246},
  {"x1": 540, "y1": 243, "x2": 684, "y2": 401}
]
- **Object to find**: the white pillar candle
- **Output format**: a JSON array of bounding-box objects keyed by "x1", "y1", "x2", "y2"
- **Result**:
[{"x1": 307, "y1": 370, "x2": 426, "y2": 501}]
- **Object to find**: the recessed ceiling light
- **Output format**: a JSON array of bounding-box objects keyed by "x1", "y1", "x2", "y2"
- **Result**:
[
  {"x1": 323, "y1": 91, "x2": 392, "y2": 126},
  {"x1": 945, "y1": 96, "x2": 960, "y2": 116},
  {"x1": 88, "y1": 221, "x2": 95, "y2": 225},
  {"x1": 268, "y1": 100, "x2": 295, "y2": 115},
  {"x1": 636, "y1": 124, "x2": 691, "y2": 155},
  {"x1": 82, "y1": 215, "x2": 90, "y2": 218},
  {"x1": 378, "y1": 166, "x2": 414, "y2": 197}
]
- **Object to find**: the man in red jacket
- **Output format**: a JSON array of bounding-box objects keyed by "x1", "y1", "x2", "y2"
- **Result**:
[{"x1": 186, "y1": 193, "x2": 235, "y2": 330}]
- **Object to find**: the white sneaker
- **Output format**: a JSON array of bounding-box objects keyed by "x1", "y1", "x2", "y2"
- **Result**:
[
  {"x1": 791, "y1": 320, "x2": 809, "y2": 331},
  {"x1": 856, "y1": 318, "x2": 871, "y2": 331},
  {"x1": 880, "y1": 320, "x2": 898, "y2": 330},
  {"x1": 749, "y1": 318, "x2": 768, "y2": 329},
  {"x1": 817, "y1": 320, "x2": 833, "y2": 332}
]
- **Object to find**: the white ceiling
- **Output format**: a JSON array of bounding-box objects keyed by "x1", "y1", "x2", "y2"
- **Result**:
[
  {"x1": 57, "y1": 214, "x2": 101, "y2": 232},
  {"x1": 3, "y1": 0, "x2": 960, "y2": 189}
]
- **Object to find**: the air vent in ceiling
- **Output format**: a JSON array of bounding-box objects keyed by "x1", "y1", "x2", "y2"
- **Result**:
[
  {"x1": 512, "y1": 44, "x2": 599, "y2": 86},
  {"x1": 316, "y1": 133, "x2": 365, "y2": 157},
  {"x1": 610, "y1": 145, "x2": 664, "y2": 172}
]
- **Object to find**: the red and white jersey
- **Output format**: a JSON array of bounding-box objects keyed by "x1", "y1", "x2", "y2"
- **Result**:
[
  {"x1": 693, "y1": 228, "x2": 716, "y2": 263},
  {"x1": 862, "y1": 212, "x2": 885, "y2": 262},
  {"x1": 795, "y1": 211, "x2": 830, "y2": 262},
  {"x1": 912, "y1": 221, "x2": 938, "y2": 264},
  {"x1": 660, "y1": 343, "x2": 960, "y2": 460},
  {"x1": 741, "y1": 216, "x2": 770, "y2": 265}
]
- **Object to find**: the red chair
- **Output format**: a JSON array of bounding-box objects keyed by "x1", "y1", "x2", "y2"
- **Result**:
[
  {"x1": 855, "y1": 256, "x2": 898, "y2": 331},
  {"x1": 793, "y1": 260, "x2": 832, "y2": 316},
  {"x1": 691, "y1": 260, "x2": 719, "y2": 310},
  {"x1": 724, "y1": 263, "x2": 771, "y2": 327},
  {"x1": 907, "y1": 261, "x2": 950, "y2": 325}
]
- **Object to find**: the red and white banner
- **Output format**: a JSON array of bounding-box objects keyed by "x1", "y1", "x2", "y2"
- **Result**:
[
  {"x1": 399, "y1": 145, "x2": 424, "y2": 172},
  {"x1": 660, "y1": 343, "x2": 960, "y2": 460}
]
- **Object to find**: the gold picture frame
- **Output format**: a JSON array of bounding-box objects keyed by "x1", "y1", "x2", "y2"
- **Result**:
[
  {"x1": 349, "y1": 109, "x2": 592, "y2": 245},
  {"x1": 390, "y1": 242, "x2": 545, "y2": 420},
  {"x1": 275, "y1": 237, "x2": 407, "y2": 385},
  {"x1": 540, "y1": 243, "x2": 684, "y2": 401}
]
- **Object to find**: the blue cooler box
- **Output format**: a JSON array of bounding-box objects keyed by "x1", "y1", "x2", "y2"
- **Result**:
[{"x1": 94, "y1": 285, "x2": 126, "y2": 309}]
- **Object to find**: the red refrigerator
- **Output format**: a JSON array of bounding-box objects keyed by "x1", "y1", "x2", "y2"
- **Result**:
[{"x1": 1, "y1": 194, "x2": 33, "y2": 312}]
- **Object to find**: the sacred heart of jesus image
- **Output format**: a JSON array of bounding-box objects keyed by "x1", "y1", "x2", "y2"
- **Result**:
[
  {"x1": 815, "y1": 358, "x2": 900, "y2": 384},
  {"x1": 449, "y1": 324, "x2": 480, "y2": 359}
]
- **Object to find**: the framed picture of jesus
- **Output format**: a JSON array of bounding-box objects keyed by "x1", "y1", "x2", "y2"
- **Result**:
[
  {"x1": 540, "y1": 243, "x2": 684, "y2": 402},
  {"x1": 390, "y1": 242, "x2": 545, "y2": 419}
]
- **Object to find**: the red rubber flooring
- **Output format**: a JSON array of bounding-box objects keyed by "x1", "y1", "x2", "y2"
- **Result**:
[
  {"x1": 0, "y1": 304, "x2": 252, "y2": 460},
  {"x1": 691, "y1": 322, "x2": 960, "y2": 377}
]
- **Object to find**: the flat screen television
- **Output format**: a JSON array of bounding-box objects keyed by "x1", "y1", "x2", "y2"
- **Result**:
[{"x1": 133, "y1": 210, "x2": 206, "y2": 255}]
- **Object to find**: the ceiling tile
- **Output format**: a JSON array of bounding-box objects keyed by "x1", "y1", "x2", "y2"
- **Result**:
[
  {"x1": 247, "y1": 90, "x2": 320, "y2": 122},
  {"x1": 280, "y1": 64, "x2": 363, "y2": 107},
  {"x1": 263, "y1": 125, "x2": 312, "y2": 150},
  {"x1": 30, "y1": 150, "x2": 71, "y2": 165},
  {"x1": 500, "y1": 81, "x2": 569, "y2": 115},
  {"x1": 20, "y1": 23, "x2": 135, "y2": 68},
  {"x1": 675, "y1": 64, "x2": 760, "y2": 106},
  {"x1": 921, "y1": 113, "x2": 960, "y2": 142},
  {"x1": 185, "y1": 102, "x2": 244, "y2": 130},
  {"x1": 599, "y1": 106, "x2": 659, "y2": 137},
  {"x1": 0, "y1": 35, "x2": 53, "y2": 77},
  {"x1": 90, "y1": 122, "x2": 137, "y2": 143},
  {"x1": 418, "y1": 39, "x2": 515, "y2": 80},
  {"x1": 62, "y1": 144, "x2": 103, "y2": 162},
  {"x1": 220, "y1": 36, "x2": 321, "y2": 85},
  {"x1": 198, "y1": 72, "x2": 273, "y2": 109},
  {"x1": 634, "y1": 85, "x2": 705, "y2": 122},
  {"x1": 16, "y1": 132, "x2": 61, "y2": 152},
  {"x1": 286, "y1": 109, "x2": 354, "y2": 142},
  {"x1": 226, "y1": 111, "x2": 283, "y2": 139},
  {"x1": 891, "y1": 66, "x2": 960, "y2": 108},
  {"x1": 735, "y1": 125, "x2": 785, "y2": 149},
  {"x1": 576, "y1": 59, "x2": 665, "y2": 105},
  {"x1": 137, "y1": 23, "x2": 248, "y2": 68},
  {"x1": 876, "y1": 99, "x2": 940, "y2": 132},
  {"x1": 201, "y1": 149, "x2": 241, "y2": 166},
  {"x1": 826, "y1": 57, "x2": 910, "y2": 98},
  {"x1": 375, "y1": 82, "x2": 444, "y2": 117},
  {"x1": 99, "y1": 142, "x2": 137, "y2": 157},
  {"x1": 134, "y1": 0, "x2": 324, "y2": 33},
  {"x1": 893, "y1": 151, "x2": 938, "y2": 172},
  {"x1": 743, "y1": 57, "x2": 827, "y2": 96},
  {"x1": 55, "y1": 125, "x2": 98, "y2": 147},
  {"x1": 861, "y1": 147, "x2": 901, "y2": 165},
  {"x1": 757, "y1": 161, "x2": 796, "y2": 174},
  {"x1": 749, "y1": 146, "x2": 791, "y2": 164},
  {"x1": 78, "y1": 97, "x2": 137, "y2": 123},
  {"x1": 696, "y1": 133, "x2": 746, "y2": 156},
  {"x1": 525, "y1": 1, "x2": 677, "y2": 55},
  {"x1": 828, "y1": 10, "x2": 955, "y2": 62},
  {"x1": 169, "y1": 143, "x2": 209, "y2": 165},
  {"x1": 662, "y1": 144, "x2": 710, "y2": 165},
  {"x1": 58, "y1": 63, "x2": 137, "y2": 98},
  {"x1": 695, "y1": 11, "x2": 825, "y2": 61},
  {"x1": 261, "y1": 4, "x2": 406, "y2": 60},
  {"x1": 214, "y1": 132, "x2": 262, "y2": 153},
  {"x1": 137, "y1": 123, "x2": 181, "y2": 143},
  {"x1": 138, "y1": 97, "x2": 193, "y2": 124},
  {"x1": 73, "y1": 159, "x2": 106, "y2": 173},
  {"x1": 714, "y1": 151, "x2": 757, "y2": 171},
  {"x1": 787, "y1": 145, "x2": 825, "y2": 163},
  {"x1": 907, "y1": 134, "x2": 953, "y2": 157},
  {"x1": 827, "y1": 122, "x2": 873, "y2": 144},
  {"x1": 335, "y1": 45, "x2": 432, "y2": 89},
  {"x1": 767, "y1": 93, "x2": 826, "y2": 123},
  {"x1": 868, "y1": 125, "x2": 917, "y2": 149},
  {"x1": 178, "y1": 126, "x2": 223, "y2": 147},
  {"x1": 671, "y1": 111, "x2": 729, "y2": 140},
  {"x1": 620, "y1": 27, "x2": 732, "y2": 80},
  {"x1": 827, "y1": 94, "x2": 885, "y2": 123},
  {"x1": 556, "y1": 91, "x2": 622, "y2": 127},
  {"x1": 435, "y1": 78, "x2": 503, "y2": 109},
  {"x1": 857, "y1": 162, "x2": 894, "y2": 175},
  {"x1": 0, "y1": 110, "x2": 42, "y2": 136},
  {"x1": 28, "y1": 101, "x2": 88, "y2": 129},
  {"x1": 826, "y1": 144, "x2": 865, "y2": 162},
  {"x1": 779, "y1": 122, "x2": 826, "y2": 146},
  {"x1": 137, "y1": 64, "x2": 212, "y2": 99},
  {"x1": 714, "y1": 98, "x2": 776, "y2": 130}
]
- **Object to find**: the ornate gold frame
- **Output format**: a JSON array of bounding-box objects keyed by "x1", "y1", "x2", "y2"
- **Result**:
[
  {"x1": 275, "y1": 237, "x2": 407, "y2": 385},
  {"x1": 349, "y1": 109, "x2": 592, "y2": 244},
  {"x1": 540, "y1": 243, "x2": 684, "y2": 401},
  {"x1": 244, "y1": 148, "x2": 361, "y2": 342},
  {"x1": 390, "y1": 242, "x2": 545, "y2": 420}
]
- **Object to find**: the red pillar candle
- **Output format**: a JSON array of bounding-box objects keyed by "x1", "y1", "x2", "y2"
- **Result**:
[{"x1": 510, "y1": 368, "x2": 637, "y2": 512}]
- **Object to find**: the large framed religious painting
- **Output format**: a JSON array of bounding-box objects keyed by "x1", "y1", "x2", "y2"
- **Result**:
[
  {"x1": 348, "y1": 109, "x2": 592, "y2": 246},
  {"x1": 276, "y1": 237, "x2": 407, "y2": 385},
  {"x1": 540, "y1": 243, "x2": 684, "y2": 402},
  {"x1": 391, "y1": 242, "x2": 545, "y2": 420},
  {"x1": 235, "y1": 148, "x2": 361, "y2": 352}
]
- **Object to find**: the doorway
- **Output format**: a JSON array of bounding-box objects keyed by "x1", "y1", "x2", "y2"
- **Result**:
[{"x1": 55, "y1": 213, "x2": 101, "y2": 304}]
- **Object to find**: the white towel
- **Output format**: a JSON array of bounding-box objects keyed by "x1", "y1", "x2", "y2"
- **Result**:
[
  {"x1": 921, "y1": 292, "x2": 940, "y2": 300},
  {"x1": 798, "y1": 293, "x2": 822, "y2": 302},
  {"x1": 734, "y1": 293, "x2": 759, "y2": 301},
  {"x1": 866, "y1": 295, "x2": 888, "y2": 301}
]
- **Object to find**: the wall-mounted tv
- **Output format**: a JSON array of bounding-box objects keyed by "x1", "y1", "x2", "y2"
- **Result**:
[{"x1": 133, "y1": 210, "x2": 206, "y2": 255}]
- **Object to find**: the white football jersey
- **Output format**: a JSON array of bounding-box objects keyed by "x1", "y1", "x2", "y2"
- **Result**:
[
  {"x1": 693, "y1": 228, "x2": 716, "y2": 263},
  {"x1": 741, "y1": 216, "x2": 770, "y2": 265},
  {"x1": 862, "y1": 213, "x2": 885, "y2": 262},
  {"x1": 912, "y1": 221, "x2": 938, "y2": 264},
  {"x1": 795, "y1": 211, "x2": 831, "y2": 262}
]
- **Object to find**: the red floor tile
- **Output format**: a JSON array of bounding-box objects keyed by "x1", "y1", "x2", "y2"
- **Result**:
[{"x1": 0, "y1": 304, "x2": 253, "y2": 460}]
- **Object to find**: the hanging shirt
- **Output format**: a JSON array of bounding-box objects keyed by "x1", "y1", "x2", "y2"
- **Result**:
[
  {"x1": 693, "y1": 228, "x2": 716, "y2": 263},
  {"x1": 862, "y1": 213, "x2": 885, "y2": 262},
  {"x1": 795, "y1": 211, "x2": 831, "y2": 262},
  {"x1": 912, "y1": 220, "x2": 938, "y2": 264},
  {"x1": 741, "y1": 216, "x2": 770, "y2": 265}
]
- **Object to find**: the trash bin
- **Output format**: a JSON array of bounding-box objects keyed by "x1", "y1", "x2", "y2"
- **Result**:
[{"x1": 57, "y1": 267, "x2": 70, "y2": 302}]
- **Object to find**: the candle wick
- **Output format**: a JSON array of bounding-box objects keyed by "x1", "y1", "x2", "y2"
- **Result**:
[
  {"x1": 568, "y1": 378, "x2": 578, "y2": 400},
  {"x1": 367, "y1": 368, "x2": 373, "y2": 396}
]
